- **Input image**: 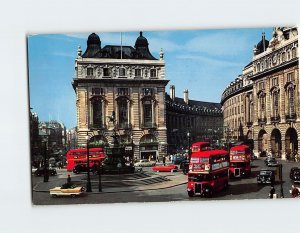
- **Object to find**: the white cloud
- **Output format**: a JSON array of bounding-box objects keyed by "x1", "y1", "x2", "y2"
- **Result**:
[
  {"x1": 185, "y1": 32, "x2": 249, "y2": 56},
  {"x1": 176, "y1": 54, "x2": 244, "y2": 67}
]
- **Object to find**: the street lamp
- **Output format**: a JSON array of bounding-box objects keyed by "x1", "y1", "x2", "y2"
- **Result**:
[
  {"x1": 85, "y1": 135, "x2": 92, "y2": 192},
  {"x1": 187, "y1": 131, "x2": 191, "y2": 161},
  {"x1": 131, "y1": 135, "x2": 134, "y2": 163},
  {"x1": 43, "y1": 139, "x2": 49, "y2": 182}
]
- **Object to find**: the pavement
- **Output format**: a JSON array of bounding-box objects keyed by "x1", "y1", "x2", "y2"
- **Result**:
[{"x1": 32, "y1": 167, "x2": 188, "y2": 194}]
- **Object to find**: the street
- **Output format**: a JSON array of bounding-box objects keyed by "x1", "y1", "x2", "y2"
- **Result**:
[{"x1": 32, "y1": 158, "x2": 299, "y2": 205}]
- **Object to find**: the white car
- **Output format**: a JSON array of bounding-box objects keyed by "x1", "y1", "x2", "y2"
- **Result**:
[
  {"x1": 49, "y1": 185, "x2": 85, "y2": 197},
  {"x1": 134, "y1": 159, "x2": 156, "y2": 167}
]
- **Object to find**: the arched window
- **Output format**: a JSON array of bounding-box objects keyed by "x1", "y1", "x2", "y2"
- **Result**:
[
  {"x1": 118, "y1": 97, "x2": 129, "y2": 128},
  {"x1": 287, "y1": 87, "x2": 295, "y2": 116},
  {"x1": 142, "y1": 97, "x2": 155, "y2": 128},
  {"x1": 282, "y1": 52, "x2": 286, "y2": 62},
  {"x1": 292, "y1": 47, "x2": 297, "y2": 59},
  {"x1": 272, "y1": 91, "x2": 279, "y2": 117},
  {"x1": 91, "y1": 97, "x2": 104, "y2": 128}
]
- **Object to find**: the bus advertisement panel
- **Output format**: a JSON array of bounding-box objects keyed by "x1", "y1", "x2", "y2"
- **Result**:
[
  {"x1": 187, "y1": 149, "x2": 229, "y2": 197},
  {"x1": 229, "y1": 145, "x2": 251, "y2": 177},
  {"x1": 66, "y1": 148, "x2": 105, "y2": 171}
]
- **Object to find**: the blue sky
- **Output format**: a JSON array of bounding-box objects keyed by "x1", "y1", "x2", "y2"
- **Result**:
[{"x1": 28, "y1": 27, "x2": 272, "y2": 129}]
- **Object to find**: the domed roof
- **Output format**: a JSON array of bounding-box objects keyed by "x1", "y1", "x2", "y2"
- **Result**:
[
  {"x1": 87, "y1": 33, "x2": 101, "y2": 46},
  {"x1": 82, "y1": 33, "x2": 101, "y2": 58},
  {"x1": 135, "y1": 31, "x2": 149, "y2": 48},
  {"x1": 256, "y1": 32, "x2": 269, "y2": 54}
]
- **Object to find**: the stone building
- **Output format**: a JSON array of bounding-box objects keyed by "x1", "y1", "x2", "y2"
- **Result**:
[
  {"x1": 166, "y1": 85, "x2": 223, "y2": 154},
  {"x1": 221, "y1": 27, "x2": 299, "y2": 158},
  {"x1": 72, "y1": 32, "x2": 169, "y2": 160}
]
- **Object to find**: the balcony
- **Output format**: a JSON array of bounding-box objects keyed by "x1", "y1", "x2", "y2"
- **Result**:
[
  {"x1": 258, "y1": 117, "x2": 267, "y2": 125},
  {"x1": 89, "y1": 123, "x2": 106, "y2": 130},
  {"x1": 117, "y1": 122, "x2": 132, "y2": 130},
  {"x1": 246, "y1": 122, "x2": 253, "y2": 127},
  {"x1": 270, "y1": 116, "x2": 281, "y2": 124},
  {"x1": 285, "y1": 113, "x2": 297, "y2": 123},
  {"x1": 141, "y1": 122, "x2": 157, "y2": 129}
]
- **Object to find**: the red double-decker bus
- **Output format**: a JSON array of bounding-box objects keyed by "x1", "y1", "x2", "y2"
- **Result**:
[
  {"x1": 187, "y1": 149, "x2": 229, "y2": 197},
  {"x1": 191, "y1": 141, "x2": 211, "y2": 153},
  {"x1": 229, "y1": 145, "x2": 251, "y2": 178},
  {"x1": 66, "y1": 148, "x2": 105, "y2": 171}
]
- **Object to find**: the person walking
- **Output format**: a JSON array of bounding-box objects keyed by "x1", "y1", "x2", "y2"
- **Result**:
[
  {"x1": 162, "y1": 155, "x2": 166, "y2": 166},
  {"x1": 291, "y1": 185, "x2": 300, "y2": 198},
  {"x1": 269, "y1": 186, "x2": 275, "y2": 199},
  {"x1": 67, "y1": 174, "x2": 71, "y2": 184}
]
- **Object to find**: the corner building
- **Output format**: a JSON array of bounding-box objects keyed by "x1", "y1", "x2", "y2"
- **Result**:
[
  {"x1": 221, "y1": 27, "x2": 299, "y2": 158},
  {"x1": 72, "y1": 32, "x2": 169, "y2": 160}
]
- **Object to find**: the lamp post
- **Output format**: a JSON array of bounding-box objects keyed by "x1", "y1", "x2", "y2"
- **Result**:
[
  {"x1": 85, "y1": 135, "x2": 92, "y2": 192},
  {"x1": 43, "y1": 140, "x2": 49, "y2": 182},
  {"x1": 187, "y1": 131, "x2": 191, "y2": 161},
  {"x1": 279, "y1": 164, "x2": 284, "y2": 198},
  {"x1": 98, "y1": 163, "x2": 102, "y2": 192},
  {"x1": 131, "y1": 135, "x2": 134, "y2": 163}
]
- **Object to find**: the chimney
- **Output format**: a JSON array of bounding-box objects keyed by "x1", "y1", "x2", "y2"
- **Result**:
[
  {"x1": 170, "y1": 85, "x2": 175, "y2": 101},
  {"x1": 183, "y1": 89, "x2": 189, "y2": 104}
]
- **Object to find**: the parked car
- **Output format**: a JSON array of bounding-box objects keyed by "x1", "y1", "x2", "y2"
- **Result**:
[
  {"x1": 50, "y1": 184, "x2": 85, "y2": 198},
  {"x1": 152, "y1": 164, "x2": 178, "y2": 172},
  {"x1": 134, "y1": 159, "x2": 156, "y2": 167},
  {"x1": 257, "y1": 169, "x2": 275, "y2": 184},
  {"x1": 34, "y1": 167, "x2": 57, "y2": 176},
  {"x1": 290, "y1": 167, "x2": 300, "y2": 183},
  {"x1": 264, "y1": 157, "x2": 274, "y2": 165},
  {"x1": 180, "y1": 160, "x2": 190, "y2": 174},
  {"x1": 266, "y1": 158, "x2": 279, "y2": 167},
  {"x1": 73, "y1": 164, "x2": 97, "y2": 174},
  {"x1": 173, "y1": 156, "x2": 185, "y2": 165}
]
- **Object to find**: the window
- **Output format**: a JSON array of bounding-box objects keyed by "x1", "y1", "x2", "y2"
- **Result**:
[
  {"x1": 282, "y1": 52, "x2": 286, "y2": 62},
  {"x1": 87, "y1": 68, "x2": 93, "y2": 76},
  {"x1": 143, "y1": 88, "x2": 153, "y2": 96},
  {"x1": 119, "y1": 68, "x2": 126, "y2": 77},
  {"x1": 271, "y1": 77, "x2": 278, "y2": 86},
  {"x1": 288, "y1": 87, "x2": 295, "y2": 116},
  {"x1": 135, "y1": 68, "x2": 142, "y2": 77},
  {"x1": 91, "y1": 99, "x2": 103, "y2": 128},
  {"x1": 272, "y1": 92, "x2": 279, "y2": 117},
  {"x1": 117, "y1": 88, "x2": 129, "y2": 96},
  {"x1": 103, "y1": 68, "x2": 110, "y2": 77},
  {"x1": 259, "y1": 94, "x2": 266, "y2": 119},
  {"x1": 258, "y1": 82, "x2": 265, "y2": 90},
  {"x1": 92, "y1": 88, "x2": 104, "y2": 95},
  {"x1": 287, "y1": 72, "x2": 294, "y2": 82},
  {"x1": 118, "y1": 98, "x2": 128, "y2": 128},
  {"x1": 292, "y1": 47, "x2": 297, "y2": 59},
  {"x1": 143, "y1": 100, "x2": 152, "y2": 128},
  {"x1": 150, "y1": 69, "x2": 157, "y2": 78}
]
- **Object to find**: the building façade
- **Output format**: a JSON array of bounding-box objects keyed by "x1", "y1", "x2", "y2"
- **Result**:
[
  {"x1": 166, "y1": 85, "x2": 223, "y2": 154},
  {"x1": 221, "y1": 27, "x2": 299, "y2": 159},
  {"x1": 72, "y1": 32, "x2": 168, "y2": 161}
]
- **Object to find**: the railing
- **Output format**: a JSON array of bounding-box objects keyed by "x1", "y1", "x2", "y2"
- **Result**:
[
  {"x1": 141, "y1": 122, "x2": 157, "y2": 129},
  {"x1": 270, "y1": 116, "x2": 280, "y2": 123},
  {"x1": 285, "y1": 113, "x2": 297, "y2": 122},
  {"x1": 258, "y1": 117, "x2": 267, "y2": 125},
  {"x1": 89, "y1": 123, "x2": 106, "y2": 129},
  {"x1": 117, "y1": 122, "x2": 132, "y2": 129}
]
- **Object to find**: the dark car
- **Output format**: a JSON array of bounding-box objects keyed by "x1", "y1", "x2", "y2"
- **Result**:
[
  {"x1": 173, "y1": 156, "x2": 185, "y2": 165},
  {"x1": 266, "y1": 158, "x2": 279, "y2": 167},
  {"x1": 73, "y1": 164, "x2": 97, "y2": 174},
  {"x1": 257, "y1": 169, "x2": 275, "y2": 184},
  {"x1": 34, "y1": 167, "x2": 57, "y2": 176},
  {"x1": 180, "y1": 160, "x2": 190, "y2": 174},
  {"x1": 290, "y1": 167, "x2": 300, "y2": 183}
]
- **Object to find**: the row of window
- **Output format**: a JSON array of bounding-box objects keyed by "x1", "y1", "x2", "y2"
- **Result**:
[
  {"x1": 258, "y1": 73, "x2": 295, "y2": 91},
  {"x1": 225, "y1": 87, "x2": 296, "y2": 122},
  {"x1": 90, "y1": 97, "x2": 154, "y2": 129},
  {"x1": 255, "y1": 47, "x2": 297, "y2": 73},
  {"x1": 91, "y1": 87, "x2": 155, "y2": 96},
  {"x1": 86, "y1": 67, "x2": 158, "y2": 78}
]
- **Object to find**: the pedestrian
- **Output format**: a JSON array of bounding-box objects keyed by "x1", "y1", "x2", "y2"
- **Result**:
[
  {"x1": 291, "y1": 185, "x2": 300, "y2": 198},
  {"x1": 162, "y1": 155, "x2": 166, "y2": 166},
  {"x1": 67, "y1": 174, "x2": 71, "y2": 184},
  {"x1": 269, "y1": 186, "x2": 275, "y2": 199}
]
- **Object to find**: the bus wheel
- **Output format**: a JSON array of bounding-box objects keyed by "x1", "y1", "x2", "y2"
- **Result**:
[
  {"x1": 188, "y1": 191, "x2": 194, "y2": 197},
  {"x1": 51, "y1": 194, "x2": 57, "y2": 198}
]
